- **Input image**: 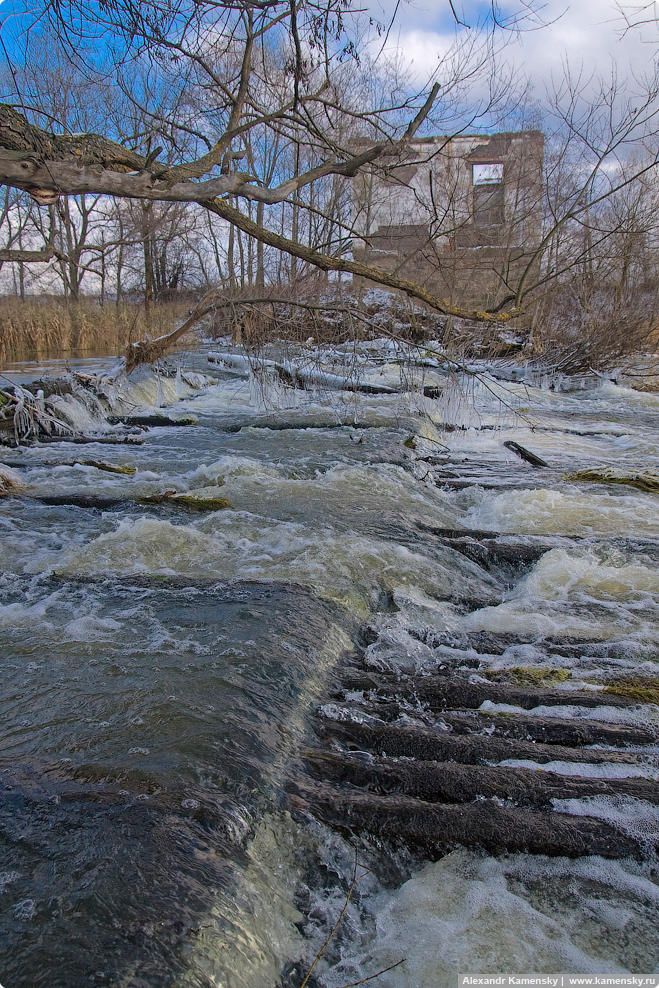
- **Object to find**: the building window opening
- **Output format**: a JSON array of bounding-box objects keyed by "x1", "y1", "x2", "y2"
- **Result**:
[
  {"x1": 472, "y1": 162, "x2": 504, "y2": 226},
  {"x1": 473, "y1": 163, "x2": 504, "y2": 185}
]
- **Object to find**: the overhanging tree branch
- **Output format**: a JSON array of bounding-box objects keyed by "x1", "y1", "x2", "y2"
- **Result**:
[
  {"x1": 0, "y1": 99, "x2": 434, "y2": 205},
  {"x1": 202, "y1": 196, "x2": 513, "y2": 322},
  {"x1": 0, "y1": 88, "x2": 517, "y2": 325},
  {"x1": 0, "y1": 245, "x2": 55, "y2": 262}
]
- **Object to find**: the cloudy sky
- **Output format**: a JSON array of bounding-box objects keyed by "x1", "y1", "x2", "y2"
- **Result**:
[{"x1": 370, "y1": 0, "x2": 659, "y2": 95}]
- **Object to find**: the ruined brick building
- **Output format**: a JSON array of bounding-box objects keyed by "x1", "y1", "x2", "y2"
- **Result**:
[{"x1": 351, "y1": 130, "x2": 544, "y2": 309}]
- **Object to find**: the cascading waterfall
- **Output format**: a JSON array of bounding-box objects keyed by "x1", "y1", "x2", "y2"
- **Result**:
[{"x1": 1, "y1": 344, "x2": 658, "y2": 987}]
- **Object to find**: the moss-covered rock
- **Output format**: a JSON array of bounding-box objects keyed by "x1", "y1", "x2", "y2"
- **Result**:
[
  {"x1": 566, "y1": 468, "x2": 659, "y2": 493},
  {"x1": 485, "y1": 666, "x2": 570, "y2": 687},
  {"x1": 604, "y1": 676, "x2": 659, "y2": 705},
  {"x1": 138, "y1": 488, "x2": 231, "y2": 511},
  {"x1": 77, "y1": 459, "x2": 136, "y2": 475},
  {"x1": 170, "y1": 492, "x2": 232, "y2": 511}
]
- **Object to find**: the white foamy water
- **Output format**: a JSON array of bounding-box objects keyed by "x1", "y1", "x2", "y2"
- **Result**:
[
  {"x1": 30, "y1": 511, "x2": 492, "y2": 618},
  {"x1": 479, "y1": 699, "x2": 659, "y2": 727},
  {"x1": 511, "y1": 547, "x2": 659, "y2": 601},
  {"x1": 311, "y1": 848, "x2": 659, "y2": 987},
  {"x1": 552, "y1": 796, "x2": 659, "y2": 844},
  {"x1": 465, "y1": 487, "x2": 659, "y2": 538},
  {"x1": 459, "y1": 547, "x2": 659, "y2": 654},
  {"x1": 495, "y1": 759, "x2": 659, "y2": 780}
]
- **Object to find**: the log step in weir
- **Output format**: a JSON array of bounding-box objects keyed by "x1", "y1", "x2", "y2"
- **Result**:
[{"x1": 288, "y1": 658, "x2": 659, "y2": 861}]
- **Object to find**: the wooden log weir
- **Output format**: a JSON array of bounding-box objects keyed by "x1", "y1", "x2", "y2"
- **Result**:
[{"x1": 295, "y1": 658, "x2": 659, "y2": 861}]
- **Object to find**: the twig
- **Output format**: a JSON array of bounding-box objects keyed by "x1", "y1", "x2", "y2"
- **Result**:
[
  {"x1": 299, "y1": 858, "x2": 366, "y2": 988},
  {"x1": 335, "y1": 958, "x2": 406, "y2": 987},
  {"x1": 298, "y1": 855, "x2": 404, "y2": 988}
]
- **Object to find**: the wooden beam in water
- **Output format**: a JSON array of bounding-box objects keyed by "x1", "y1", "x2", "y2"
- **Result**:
[
  {"x1": 316, "y1": 717, "x2": 646, "y2": 767},
  {"x1": 302, "y1": 748, "x2": 659, "y2": 808},
  {"x1": 355, "y1": 671, "x2": 639, "y2": 711},
  {"x1": 290, "y1": 782, "x2": 646, "y2": 860}
]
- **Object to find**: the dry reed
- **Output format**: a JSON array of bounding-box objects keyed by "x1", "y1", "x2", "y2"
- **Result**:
[{"x1": 0, "y1": 297, "x2": 190, "y2": 364}]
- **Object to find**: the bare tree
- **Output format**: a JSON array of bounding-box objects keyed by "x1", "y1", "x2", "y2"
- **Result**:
[
  {"x1": 0, "y1": 0, "x2": 549, "y2": 325},
  {"x1": 1, "y1": 0, "x2": 658, "y2": 376}
]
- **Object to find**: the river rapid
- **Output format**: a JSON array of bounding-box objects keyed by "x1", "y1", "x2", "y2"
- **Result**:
[{"x1": 1, "y1": 341, "x2": 659, "y2": 987}]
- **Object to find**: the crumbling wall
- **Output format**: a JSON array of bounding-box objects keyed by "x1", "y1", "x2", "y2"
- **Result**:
[{"x1": 352, "y1": 130, "x2": 544, "y2": 308}]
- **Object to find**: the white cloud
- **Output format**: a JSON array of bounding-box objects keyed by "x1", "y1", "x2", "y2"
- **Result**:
[
  {"x1": 381, "y1": 28, "x2": 459, "y2": 76},
  {"x1": 369, "y1": 0, "x2": 659, "y2": 95},
  {"x1": 510, "y1": 0, "x2": 657, "y2": 89}
]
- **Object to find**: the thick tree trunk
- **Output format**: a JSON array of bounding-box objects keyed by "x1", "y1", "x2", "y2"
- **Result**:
[
  {"x1": 227, "y1": 212, "x2": 236, "y2": 291},
  {"x1": 142, "y1": 203, "x2": 154, "y2": 327},
  {"x1": 256, "y1": 200, "x2": 264, "y2": 288}
]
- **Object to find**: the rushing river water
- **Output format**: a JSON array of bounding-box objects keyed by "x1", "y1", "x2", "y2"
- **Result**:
[{"x1": 2, "y1": 342, "x2": 659, "y2": 987}]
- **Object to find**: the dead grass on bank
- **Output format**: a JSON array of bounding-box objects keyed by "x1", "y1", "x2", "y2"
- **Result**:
[
  {"x1": 204, "y1": 285, "x2": 658, "y2": 370},
  {"x1": 4, "y1": 286, "x2": 659, "y2": 378},
  {"x1": 204, "y1": 287, "x2": 455, "y2": 349},
  {"x1": 0, "y1": 298, "x2": 190, "y2": 364},
  {"x1": 526, "y1": 286, "x2": 659, "y2": 374}
]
